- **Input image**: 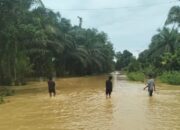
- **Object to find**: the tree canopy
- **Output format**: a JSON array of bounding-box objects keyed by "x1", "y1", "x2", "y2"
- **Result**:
[
  {"x1": 116, "y1": 5, "x2": 180, "y2": 76},
  {"x1": 0, "y1": 0, "x2": 115, "y2": 85}
]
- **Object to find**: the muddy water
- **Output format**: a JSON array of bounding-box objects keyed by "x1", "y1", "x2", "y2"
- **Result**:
[{"x1": 0, "y1": 74, "x2": 180, "y2": 130}]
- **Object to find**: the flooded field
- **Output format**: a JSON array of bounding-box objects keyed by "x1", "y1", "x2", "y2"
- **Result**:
[{"x1": 0, "y1": 74, "x2": 180, "y2": 130}]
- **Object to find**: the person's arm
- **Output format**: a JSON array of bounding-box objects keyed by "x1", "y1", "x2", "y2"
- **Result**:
[
  {"x1": 144, "y1": 80, "x2": 149, "y2": 90},
  {"x1": 105, "y1": 81, "x2": 107, "y2": 90},
  {"x1": 111, "y1": 82, "x2": 113, "y2": 91},
  {"x1": 144, "y1": 79, "x2": 147, "y2": 90},
  {"x1": 153, "y1": 83, "x2": 156, "y2": 91},
  {"x1": 144, "y1": 85, "x2": 148, "y2": 90}
]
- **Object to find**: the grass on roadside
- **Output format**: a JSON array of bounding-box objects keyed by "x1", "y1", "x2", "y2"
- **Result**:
[
  {"x1": 127, "y1": 72, "x2": 145, "y2": 82},
  {"x1": 159, "y1": 71, "x2": 180, "y2": 85},
  {"x1": 0, "y1": 88, "x2": 15, "y2": 104}
]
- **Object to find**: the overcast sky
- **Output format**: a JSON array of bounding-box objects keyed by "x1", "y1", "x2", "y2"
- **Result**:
[{"x1": 42, "y1": 0, "x2": 179, "y2": 57}]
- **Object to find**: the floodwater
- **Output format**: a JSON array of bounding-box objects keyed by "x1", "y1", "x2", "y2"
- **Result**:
[{"x1": 0, "y1": 73, "x2": 180, "y2": 130}]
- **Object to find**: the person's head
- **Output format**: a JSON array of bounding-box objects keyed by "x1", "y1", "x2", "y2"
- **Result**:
[
  {"x1": 49, "y1": 77, "x2": 53, "y2": 81},
  {"x1": 148, "y1": 74, "x2": 152, "y2": 79},
  {"x1": 109, "y1": 76, "x2": 112, "y2": 80}
]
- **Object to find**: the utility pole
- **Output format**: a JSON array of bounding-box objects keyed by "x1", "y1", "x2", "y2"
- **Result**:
[{"x1": 77, "y1": 16, "x2": 83, "y2": 28}]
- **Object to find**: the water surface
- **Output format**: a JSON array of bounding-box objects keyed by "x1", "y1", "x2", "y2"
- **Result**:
[{"x1": 0, "y1": 74, "x2": 179, "y2": 130}]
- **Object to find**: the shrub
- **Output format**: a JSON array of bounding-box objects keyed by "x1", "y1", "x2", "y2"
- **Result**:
[
  {"x1": 127, "y1": 72, "x2": 145, "y2": 82},
  {"x1": 142, "y1": 66, "x2": 159, "y2": 77},
  {"x1": 0, "y1": 96, "x2": 4, "y2": 104},
  {"x1": 0, "y1": 88, "x2": 15, "y2": 97},
  {"x1": 160, "y1": 71, "x2": 180, "y2": 85},
  {"x1": 0, "y1": 88, "x2": 15, "y2": 105}
]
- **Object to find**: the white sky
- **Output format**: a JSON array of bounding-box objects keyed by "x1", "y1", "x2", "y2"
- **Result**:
[{"x1": 42, "y1": 0, "x2": 179, "y2": 57}]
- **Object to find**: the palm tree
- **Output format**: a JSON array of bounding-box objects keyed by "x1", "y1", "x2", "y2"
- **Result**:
[
  {"x1": 165, "y1": 6, "x2": 180, "y2": 27},
  {"x1": 0, "y1": 0, "x2": 115, "y2": 84},
  {"x1": 149, "y1": 27, "x2": 179, "y2": 55}
]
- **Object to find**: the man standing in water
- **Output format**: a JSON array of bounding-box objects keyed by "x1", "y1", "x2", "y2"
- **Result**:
[
  {"x1": 144, "y1": 74, "x2": 156, "y2": 96},
  {"x1": 106, "y1": 76, "x2": 113, "y2": 98},
  {"x1": 48, "y1": 77, "x2": 56, "y2": 97}
]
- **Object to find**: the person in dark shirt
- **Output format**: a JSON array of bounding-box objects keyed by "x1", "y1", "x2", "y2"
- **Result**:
[
  {"x1": 106, "y1": 76, "x2": 113, "y2": 98},
  {"x1": 48, "y1": 77, "x2": 56, "y2": 97}
]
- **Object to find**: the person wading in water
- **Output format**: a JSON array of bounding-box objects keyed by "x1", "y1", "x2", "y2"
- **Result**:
[
  {"x1": 106, "y1": 76, "x2": 113, "y2": 98},
  {"x1": 144, "y1": 74, "x2": 156, "y2": 96},
  {"x1": 48, "y1": 77, "x2": 56, "y2": 97}
]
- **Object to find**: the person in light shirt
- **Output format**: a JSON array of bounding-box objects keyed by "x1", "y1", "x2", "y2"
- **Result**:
[{"x1": 144, "y1": 74, "x2": 156, "y2": 96}]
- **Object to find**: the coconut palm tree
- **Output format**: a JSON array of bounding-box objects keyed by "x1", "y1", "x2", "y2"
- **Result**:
[
  {"x1": 149, "y1": 27, "x2": 179, "y2": 56},
  {"x1": 165, "y1": 6, "x2": 180, "y2": 27}
]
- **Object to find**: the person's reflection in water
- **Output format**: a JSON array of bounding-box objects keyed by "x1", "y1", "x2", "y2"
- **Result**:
[
  {"x1": 147, "y1": 97, "x2": 157, "y2": 120},
  {"x1": 106, "y1": 76, "x2": 113, "y2": 99},
  {"x1": 104, "y1": 99, "x2": 113, "y2": 128},
  {"x1": 105, "y1": 100, "x2": 113, "y2": 115}
]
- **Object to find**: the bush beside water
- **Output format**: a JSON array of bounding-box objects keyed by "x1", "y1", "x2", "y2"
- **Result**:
[
  {"x1": 127, "y1": 71, "x2": 180, "y2": 85},
  {"x1": 127, "y1": 72, "x2": 145, "y2": 82},
  {"x1": 160, "y1": 71, "x2": 180, "y2": 85},
  {"x1": 0, "y1": 88, "x2": 15, "y2": 104}
]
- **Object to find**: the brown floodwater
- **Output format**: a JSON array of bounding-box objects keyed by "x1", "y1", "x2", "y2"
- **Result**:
[{"x1": 0, "y1": 73, "x2": 180, "y2": 130}]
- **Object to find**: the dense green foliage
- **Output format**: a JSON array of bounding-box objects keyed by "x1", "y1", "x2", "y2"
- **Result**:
[
  {"x1": 1, "y1": 1, "x2": 179, "y2": 85},
  {"x1": 116, "y1": 6, "x2": 180, "y2": 85},
  {"x1": 0, "y1": 0, "x2": 115, "y2": 85},
  {"x1": 0, "y1": 96, "x2": 4, "y2": 104},
  {"x1": 115, "y1": 50, "x2": 135, "y2": 71},
  {"x1": 127, "y1": 72, "x2": 144, "y2": 82},
  {"x1": 0, "y1": 87, "x2": 14, "y2": 104},
  {"x1": 160, "y1": 71, "x2": 180, "y2": 85},
  {"x1": 138, "y1": 28, "x2": 180, "y2": 73}
]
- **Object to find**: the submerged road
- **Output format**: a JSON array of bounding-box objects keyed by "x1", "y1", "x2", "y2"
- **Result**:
[{"x1": 0, "y1": 73, "x2": 180, "y2": 130}]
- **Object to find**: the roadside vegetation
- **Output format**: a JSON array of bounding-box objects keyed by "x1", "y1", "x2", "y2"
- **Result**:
[
  {"x1": 115, "y1": 6, "x2": 180, "y2": 85},
  {"x1": 0, "y1": 87, "x2": 15, "y2": 104},
  {"x1": 159, "y1": 71, "x2": 180, "y2": 85},
  {"x1": 126, "y1": 72, "x2": 145, "y2": 82},
  {"x1": 0, "y1": 1, "x2": 179, "y2": 88},
  {"x1": 0, "y1": 0, "x2": 115, "y2": 86}
]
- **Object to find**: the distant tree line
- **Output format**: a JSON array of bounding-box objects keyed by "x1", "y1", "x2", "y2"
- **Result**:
[
  {"x1": 115, "y1": 6, "x2": 180, "y2": 84},
  {"x1": 0, "y1": 0, "x2": 115, "y2": 85},
  {"x1": 139, "y1": 5, "x2": 180, "y2": 75}
]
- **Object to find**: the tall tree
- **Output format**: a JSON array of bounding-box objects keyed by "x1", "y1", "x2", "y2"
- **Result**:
[
  {"x1": 165, "y1": 6, "x2": 180, "y2": 27},
  {"x1": 149, "y1": 27, "x2": 179, "y2": 55}
]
